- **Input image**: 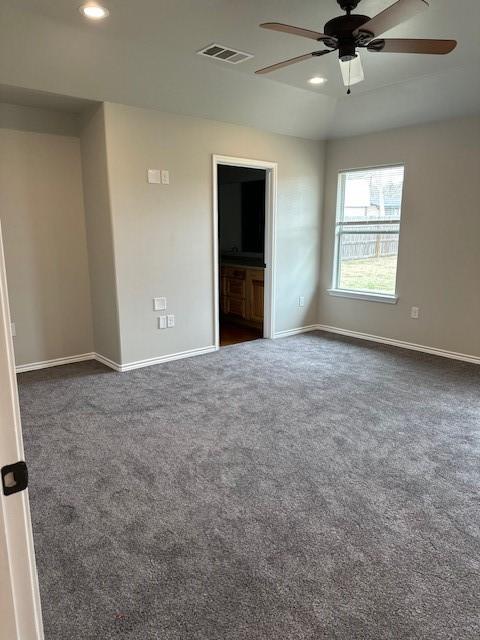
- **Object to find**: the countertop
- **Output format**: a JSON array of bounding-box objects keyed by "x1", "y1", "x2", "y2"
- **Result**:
[{"x1": 221, "y1": 256, "x2": 265, "y2": 269}]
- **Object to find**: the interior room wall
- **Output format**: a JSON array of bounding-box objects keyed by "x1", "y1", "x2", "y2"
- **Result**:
[
  {"x1": 0, "y1": 102, "x2": 80, "y2": 137},
  {"x1": 102, "y1": 102, "x2": 325, "y2": 365},
  {"x1": 79, "y1": 105, "x2": 122, "y2": 365},
  {"x1": 0, "y1": 104, "x2": 94, "y2": 366},
  {"x1": 319, "y1": 114, "x2": 480, "y2": 358},
  {"x1": 218, "y1": 183, "x2": 242, "y2": 254},
  {"x1": 218, "y1": 167, "x2": 266, "y2": 259}
]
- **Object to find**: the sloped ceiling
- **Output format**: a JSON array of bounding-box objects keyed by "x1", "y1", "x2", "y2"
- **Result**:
[{"x1": 1, "y1": 0, "x2": 479, "y2": 139}]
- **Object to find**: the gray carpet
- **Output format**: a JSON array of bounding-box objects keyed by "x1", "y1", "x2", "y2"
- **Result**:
[{"x1": 18, "y1": 332, "x2": 480, "y2": 639}]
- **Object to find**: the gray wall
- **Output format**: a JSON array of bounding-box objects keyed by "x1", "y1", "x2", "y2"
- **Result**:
[
  {"x1": 0, "y1": 102, "x2": 80, "y2": 137},
  {"x1": 103, "y1": 102, "x2": 325, "y2": 364},
  {"x1": 0, "y1": 106, "x2": 93, "y2": 366},
  {"x1": 319, "y1": 115, "x2": 480, "y2": 358},
  {"x1": 218, "y1": 182, "x2": 242, "y2": 254},
  {"x1": 80, "y1": 105, "x2": 122, "y2": 364},
  {"x1": 5, "y1": 98, "x2": 475, "y2": 369}
]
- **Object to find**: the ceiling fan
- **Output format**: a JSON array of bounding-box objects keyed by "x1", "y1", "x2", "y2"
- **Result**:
[{"x1": 255, "y1": 0, "x2": 457, "y2": 93}]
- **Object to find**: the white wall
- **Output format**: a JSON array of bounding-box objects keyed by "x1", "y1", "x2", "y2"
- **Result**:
[
  {"x1": 319, "y1": 115, "x2": 480, "y2": 358},
  {"x1": 102, "y1": 102, "x2": 325, "y2": 364},
  {"x1": 0, "y1": 108, "x2": 94, "y2": 366}
]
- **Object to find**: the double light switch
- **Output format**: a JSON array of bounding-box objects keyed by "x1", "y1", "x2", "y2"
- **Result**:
[{"x1": 147, "y1": 169, "x2": 170, "y2": 184}]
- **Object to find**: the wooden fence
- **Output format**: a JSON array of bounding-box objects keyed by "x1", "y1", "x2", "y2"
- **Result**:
[{"x1": 341, "y1": 234, "x2": 398, "y2": 260}]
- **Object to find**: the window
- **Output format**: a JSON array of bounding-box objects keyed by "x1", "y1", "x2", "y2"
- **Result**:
[{"x1": 330, "y1": 165, "x2": 405, "y2": 301}]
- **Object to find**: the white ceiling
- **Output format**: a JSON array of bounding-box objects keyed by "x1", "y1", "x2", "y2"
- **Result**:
[{"x1": 0, "y1": 0, "x2": 479, "y2": 139}]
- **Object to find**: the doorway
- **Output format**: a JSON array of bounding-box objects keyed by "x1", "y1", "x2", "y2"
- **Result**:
[{"x1": 212, "y1": 156, "x2": 277, "y2": 349}]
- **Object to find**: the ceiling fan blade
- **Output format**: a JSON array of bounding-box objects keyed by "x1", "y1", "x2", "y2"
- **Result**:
[
  {"x1": 255, "y1": 50, "x2": 331, "y2": 75},
  {"x1": 339, "y1": 55, "x2": 364, "y2": 87},
  {"x1": 260, "y1": 22, "x2": 334, "y2": 44},
  {"x1": 354, "y1": 0, "x2": 429, "y2": 39},
  {"x1": 368, "y1": 38, "x2": 457, "y2": 54}
]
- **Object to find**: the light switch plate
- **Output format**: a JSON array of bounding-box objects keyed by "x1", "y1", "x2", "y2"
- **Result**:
[
  {"x1": 10, "y1": 322, "x2": 16, "y2": 337},
  {"x1": 298, "y1": 296, "x2": 305, "y2": 307},
  {"x1": 147, "y1": 169, "x2": 161, "y2": 184},
  {"x1": 167, "y1": 314, "x2": 175, "y2": 328},
  {"x1": 158, "y1": 316, "x2": 167, "y2": 329},
  {"x1": 410, "y1": 306, "x2": 420, "y2": 319},
  {"x1": 161, "y1": 170, "x2": 170, "y2": 185},
  {"x1": 153, "y1": 297, "x2": 167, "y2": 311}
]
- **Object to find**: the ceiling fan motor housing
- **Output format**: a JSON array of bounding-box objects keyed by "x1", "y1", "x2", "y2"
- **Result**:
[{"x1": 324, "y1": 13, "x2": 372, "y2": 60}]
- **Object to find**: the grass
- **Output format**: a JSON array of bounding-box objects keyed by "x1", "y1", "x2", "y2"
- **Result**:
[{"x1": 339, "y1": 255, "x2": 397, "y2": 294}]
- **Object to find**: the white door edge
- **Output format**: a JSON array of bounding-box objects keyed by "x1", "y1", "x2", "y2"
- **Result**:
[{"x1": 0, "y1": 220, "x2": 44, "y2": 640}]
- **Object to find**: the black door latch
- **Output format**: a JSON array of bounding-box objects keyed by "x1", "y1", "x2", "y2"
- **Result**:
[{"x1": 1, "y1": 461, "x2": 28, "y2": 496}]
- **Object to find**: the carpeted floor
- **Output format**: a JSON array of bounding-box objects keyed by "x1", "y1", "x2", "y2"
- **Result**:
[{"x1": 18, "y1": 332, "x2": 480, "y2": 639}]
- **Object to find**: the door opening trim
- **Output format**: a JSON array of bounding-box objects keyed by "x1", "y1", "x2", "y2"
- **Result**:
[{"x1": 212, "y1": 155, "x2": 277, "y2": 348}]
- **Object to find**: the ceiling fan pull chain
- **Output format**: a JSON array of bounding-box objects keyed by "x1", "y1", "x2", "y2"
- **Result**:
[{"x1": 347, "y1": 60, "x2": 351, "y2": 95}]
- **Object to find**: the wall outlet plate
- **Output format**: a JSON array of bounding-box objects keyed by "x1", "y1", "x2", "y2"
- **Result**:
[
  {"x1": 161, "y1": 170, "x2": 170, "y2": 185},
  {"x1": 410, "y1": 306, "x2": 420, "y2": 319},
  {"x1": 167, "y1": 314, "x2": 175, "y2": 328},
  {"x1": 298, "y1": 296, "x2": 305, "y2": 307}
]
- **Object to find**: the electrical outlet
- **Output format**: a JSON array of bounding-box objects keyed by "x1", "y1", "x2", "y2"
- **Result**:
[
  {"x1": 410, "y1": 306, "x2": 420, "y2": 319},
  {"x1": 158, "y1": 316, "x2": 167, "y2": 329},
  {"x1": 298, "y1": 296, "x2": 305, "y2": 307},
  {"x1": 161, "y1": 170, "x2": 170, "y2": 185},
  {"x1": 167, "y1": 314, "x2": 175, "y2": 328},
  {"x1": 153, "y1": 297, "x2": 167, "y2": 311}
]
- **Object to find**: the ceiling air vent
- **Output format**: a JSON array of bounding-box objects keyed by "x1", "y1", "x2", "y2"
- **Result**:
[{"x1": 197, "y1": 44, "x2": 253, "y2": 65}]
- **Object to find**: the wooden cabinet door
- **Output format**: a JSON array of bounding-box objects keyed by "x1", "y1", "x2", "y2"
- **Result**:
[
  {"x1": 224, "y1": 296, "x2": 246, "y2": 319},
  {"x1": 220, "y1": 295, "x2": 227, "y2": 314},
  {"x1": 226, "y1": 277, "x2": 246, "y2": 300},
  {"x1": 247, "y1": 270, "x2": 264, "y2": 323},
  {"x1": 221, "y1": 276, "x2": 228, "y2": 297}
]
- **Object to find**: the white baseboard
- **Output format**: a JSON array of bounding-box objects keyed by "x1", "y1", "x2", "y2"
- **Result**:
[
  {"x1": 113, "y1": 345, "x2": 218, "y2": 372},
  {"x1": 94, "y1": 352, "x2": 122, "y2": 372},
  {"x1": 273, "y1": 324, "x2": 319, "y2": 339},
  {"x1": 316, "y1": 324, "x2": 480, "y2": 365},
  {"x1": 16, "y1": 345, "x2": 219, "y2": 374},
  {"x1": 16, "y1": 352, "x2": 95, "y2": 373}
]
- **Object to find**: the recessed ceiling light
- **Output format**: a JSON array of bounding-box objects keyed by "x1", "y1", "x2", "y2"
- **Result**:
[
  {"x1": 79, "y1": 2, "x2": 109, "y2": 20},
  {"x1": 308, "y1": 76, "x2": 327, "y2": 85}
]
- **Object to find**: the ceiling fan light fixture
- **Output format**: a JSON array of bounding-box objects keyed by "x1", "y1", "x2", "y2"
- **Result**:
[
  {"x1": 338, "y1": 40, "x2": 357, "y2": 62},
  {"x1": 339, "y1": 54, "x2": 364, "y2": 87}
]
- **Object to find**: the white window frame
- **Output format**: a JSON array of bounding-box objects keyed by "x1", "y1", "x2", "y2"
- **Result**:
[{"x1": 328, "y1": 164, "x2": 405, "y2": 304}]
